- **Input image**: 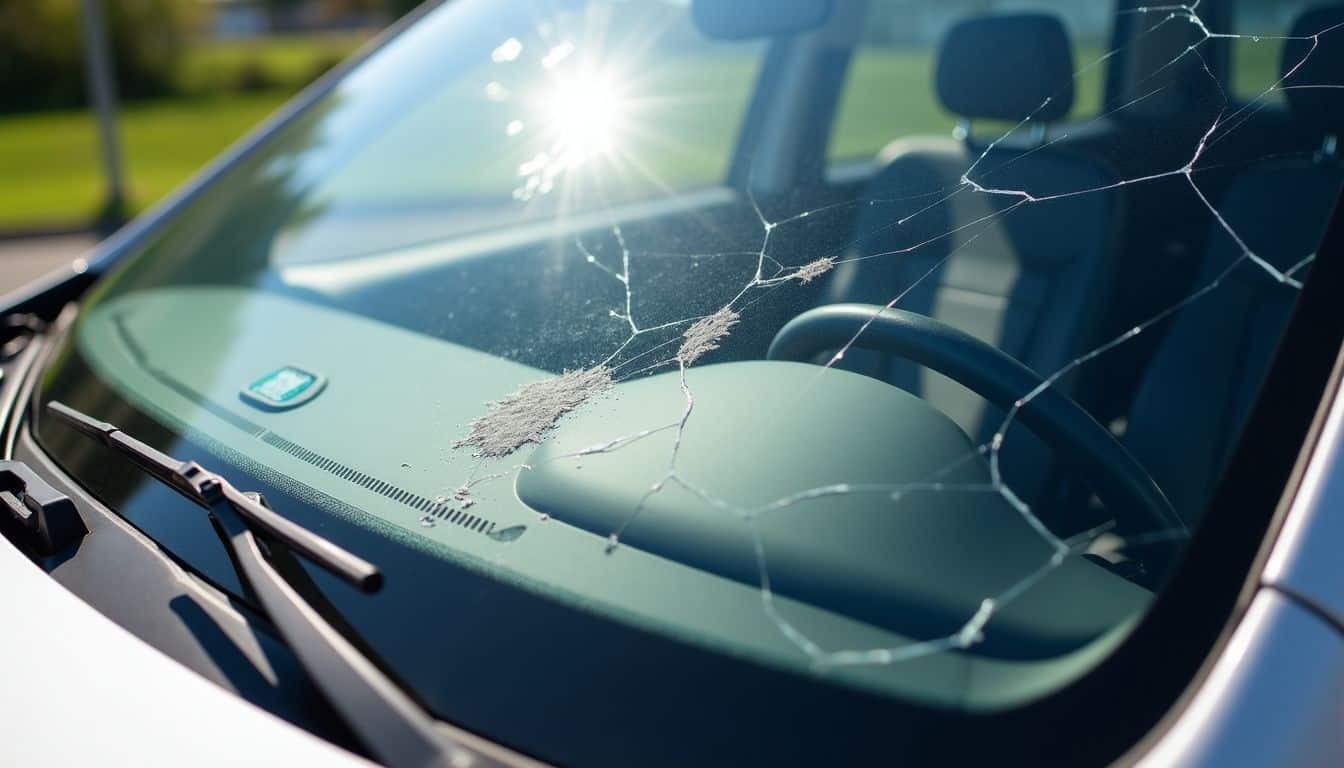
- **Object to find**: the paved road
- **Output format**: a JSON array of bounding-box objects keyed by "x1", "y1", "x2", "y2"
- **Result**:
[{"x1": 0, "y1": 233, "x2": 97, "y2": 296}]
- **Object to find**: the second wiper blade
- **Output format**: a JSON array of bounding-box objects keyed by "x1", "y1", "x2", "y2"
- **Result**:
[{"x1": 46, "y1": 400, "x2": 380, "y2": 591}]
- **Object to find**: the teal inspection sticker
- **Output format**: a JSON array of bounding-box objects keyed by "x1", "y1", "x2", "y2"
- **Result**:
[{"x1": 240, "y1": 366, "x2": 326, "y2": 410}]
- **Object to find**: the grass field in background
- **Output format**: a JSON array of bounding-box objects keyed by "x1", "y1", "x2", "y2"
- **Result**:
[
  {"x1": 0, "y1": 34, "x2": 367, "y2": 231},
  {"x1": 827, "y1": 47, "x2": 1105, "y2": 159},
  {"x1": 0, "y1": 37, "x2": 1282, "y2": 231},
  {"x1": 0, "y1": 93, "x2": 289, "y2": 229}
]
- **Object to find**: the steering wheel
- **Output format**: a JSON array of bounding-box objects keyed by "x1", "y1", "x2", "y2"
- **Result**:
[{"x1": 767, "y1": 304, "x2": 1184, "y2": 535}]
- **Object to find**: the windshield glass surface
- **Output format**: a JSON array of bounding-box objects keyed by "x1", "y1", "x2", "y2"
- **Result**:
[{"x1": 35, "y1": 0, "x2": 1344, "y2": 764}]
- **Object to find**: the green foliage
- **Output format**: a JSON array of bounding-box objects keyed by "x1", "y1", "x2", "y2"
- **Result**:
[
  {"x1": 0, "y1": 0, "x2": 202, "y2": 113},
  {"x1": 174, "y1": 34, "x2": 366, "y2": 95}
]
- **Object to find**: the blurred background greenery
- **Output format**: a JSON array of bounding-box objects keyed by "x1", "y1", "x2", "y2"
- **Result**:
[
  {"x1": 0, "y1": 0, "x2": 415, "y2": 231},
  {"x1": 0, "y1": 0, "x2": 1296, "y2": 235}
]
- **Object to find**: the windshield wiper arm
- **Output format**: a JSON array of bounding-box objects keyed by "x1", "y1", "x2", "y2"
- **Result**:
[
  {"x1": 47, "y1": 401, "x2": 474, "y2": 768},
  {"x1": 48, "y1": 401, "x2": 380, "y2": 590}
]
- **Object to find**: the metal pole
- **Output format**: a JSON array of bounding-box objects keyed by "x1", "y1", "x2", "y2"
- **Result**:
[{"x1": 78, "y1": 0, "x2": 127, "y2": 228}]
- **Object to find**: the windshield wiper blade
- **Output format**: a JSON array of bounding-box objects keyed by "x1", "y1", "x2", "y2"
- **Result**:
[
  {"x1": 48, "y1": 401, "x2": 380, "y2": 590},
  {"x1": 46, "y1": 401, "x2": 474, "y2": 768}
]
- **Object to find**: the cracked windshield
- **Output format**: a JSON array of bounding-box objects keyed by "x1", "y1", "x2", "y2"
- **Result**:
[{"x1": 36, "y1": 0, "x2": 1344, "y2": 757}]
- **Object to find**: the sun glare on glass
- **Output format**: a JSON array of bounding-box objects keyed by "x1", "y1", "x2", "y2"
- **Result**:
[{"x1": 541, "y1": 70, "x2": 628, "y2": 165}]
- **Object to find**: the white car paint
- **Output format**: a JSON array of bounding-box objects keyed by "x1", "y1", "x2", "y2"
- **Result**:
[{"x1": 0, "y1": 533, "x2": 371, "y2": 768}]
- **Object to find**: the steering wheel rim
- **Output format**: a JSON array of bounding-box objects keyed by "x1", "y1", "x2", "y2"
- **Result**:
[{"x1": 767, "y1": 303, "x2": 1184, "y2": 536}]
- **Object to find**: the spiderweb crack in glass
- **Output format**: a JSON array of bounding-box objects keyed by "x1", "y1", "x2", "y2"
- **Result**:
[
  {"x1": 448, "y1": 0, "x2": 1337, "y2": 671},
  {"x1": 455, "y1": 366, "x2": 613, "y2": 458}
]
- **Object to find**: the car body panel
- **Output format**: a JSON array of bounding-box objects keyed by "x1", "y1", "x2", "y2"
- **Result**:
[
  {"x1": 1137, "y1": 591, "x2": 1344, "y2": 768},
  {"x1": 0, "y1": 528, "x2": 369, "y2": 768}
]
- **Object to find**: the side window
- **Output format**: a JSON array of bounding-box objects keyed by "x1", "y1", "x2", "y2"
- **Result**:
[
  {"x1": 1231, "y1": 0, "x2": 1320, "y2": 101},
  {"x1": 827, "y1": 0, "x2": 1110, "y2": 162}
]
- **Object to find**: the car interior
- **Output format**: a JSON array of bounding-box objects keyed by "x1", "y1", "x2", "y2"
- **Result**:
[
  {"x1": 799, "y1": 1, "x2": 1344, "y2": 536},
  {"x1": 823, "y1": 12, "x2": 1126, "y2": 510}
]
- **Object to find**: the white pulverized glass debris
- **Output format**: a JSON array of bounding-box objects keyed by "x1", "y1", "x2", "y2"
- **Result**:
[
  {"x1": 456, "y1": 366, "x2": 613, "y2": 458},
  {"x1": 676, "y1": 308, "x2": 740, "y2": 366}
]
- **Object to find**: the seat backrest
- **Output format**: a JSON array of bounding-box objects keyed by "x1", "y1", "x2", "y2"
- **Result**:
[
  {"x1": 825, "y1": 13, "x2": 1122, "y2": 502},
  {"x1": 1122, "y1": 6, "x2": 1344, "y2": 526}
]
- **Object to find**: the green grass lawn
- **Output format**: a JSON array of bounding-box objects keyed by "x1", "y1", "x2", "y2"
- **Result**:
[
  {"x1": 0, "y1": 34, "x2": 366, "y2": 231},
  {"x1": 0, "y1": 93, "x2": 290, "y2": 229},
  {"x1": 1231, "y1": 36, "x2": 1292, "y2": 102}
]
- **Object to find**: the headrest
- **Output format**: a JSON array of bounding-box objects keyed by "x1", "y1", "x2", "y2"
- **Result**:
[
  {"x1": 935, "y1": 13, "x2": 1075, "y2": 123},
  {"x1": 1282, "y1": 6, "x2": 1344, "y2": 135}
]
